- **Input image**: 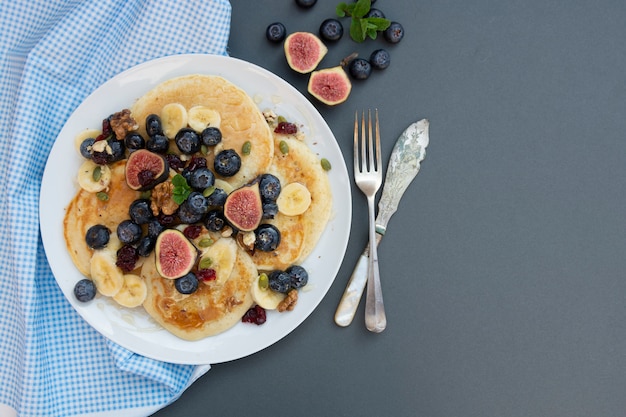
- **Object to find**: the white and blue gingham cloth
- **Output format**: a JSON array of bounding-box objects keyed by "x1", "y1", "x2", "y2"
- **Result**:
[{"x1": 0, "y1": 1, "x2": 231, "y2": 416}]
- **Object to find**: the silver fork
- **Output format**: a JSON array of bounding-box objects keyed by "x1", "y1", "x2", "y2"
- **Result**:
[{"x1": 354, "y1": 110, "x2": 386, "y2": 333}]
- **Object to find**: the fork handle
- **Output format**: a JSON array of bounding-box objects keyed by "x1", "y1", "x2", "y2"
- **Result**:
[{"x1": 365, "y1": 195, "x2": 386, "y2": 333}]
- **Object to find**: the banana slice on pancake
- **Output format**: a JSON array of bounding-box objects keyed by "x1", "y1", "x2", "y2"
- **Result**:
[
  {"x1": 113, "y1": 274, "x2": 148, "y2": 308},
  {"x1": 77, "y1": 160, "x2": 111, "y2": 193},
  {"x1": 188, "y1": 106, "x2": 221, "y2": 132},
  {"x1": 90, "y1": 249, "x2": 124, "y2": 297},
  {"x1": 161, "y1": 103, "x2": 188, "y2": 138},
  {"x1": 199, "y1": 237, "x2": 237, "y2": 285}
]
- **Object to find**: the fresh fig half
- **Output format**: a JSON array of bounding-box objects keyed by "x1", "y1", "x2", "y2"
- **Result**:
[
  {"x1": 284, "y1": 32, "x2": 328, "y2": 74},
  {"x1": 155, "y1": 229, "x2": 197, "y2": 279},
  {"x1": 223, "y1": 182, "x2": 263, "y2": 232},
  {"x1": 307, "y1": 66, "x2": 352, "y2": 106},
  {"x1": 125, "y1": 149, "x2": 169, "y2": 191}
]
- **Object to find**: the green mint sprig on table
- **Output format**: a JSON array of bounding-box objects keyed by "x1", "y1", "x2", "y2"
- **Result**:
[
  {"x1": 171, "y1": 174, "x2": 191, "y2": 204},
  {"x1": 336, "y1": 0, "x2": 391, "y2": 42}
]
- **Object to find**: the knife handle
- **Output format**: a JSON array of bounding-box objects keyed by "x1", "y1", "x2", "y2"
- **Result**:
[{"x1": 334, "y1": 233, "x2": 382, "y2": 327}]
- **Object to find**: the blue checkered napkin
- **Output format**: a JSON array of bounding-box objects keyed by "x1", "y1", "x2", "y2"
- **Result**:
[{"x1": 0, "y1": 1, "x2": 231, "y2": 416}]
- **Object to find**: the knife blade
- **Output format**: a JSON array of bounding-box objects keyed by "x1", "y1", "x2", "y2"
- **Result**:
[{"x1": 334, "y1": 118, "x2": 430, "y2": 327}]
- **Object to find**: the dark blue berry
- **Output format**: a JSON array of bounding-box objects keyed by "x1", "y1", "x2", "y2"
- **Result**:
[
  {"x1": 145, "y1": 114, "x2": 163, "y2": 136},
  {"x1": 124, "y1": 132, "x2": 145, "y2": 151},
  {"x1": 384, "y1": 21, "x2": 404, "y2": 44},
  {"x1": 258, "y1": 174, "x2": 281, "y2": 202},
  {"x1": 266, "y1": 22, "x2": 287, "y2": 43},
  {"x1": 189, "y1": 167, "x2": 215, "y2": 190},
  {"x1": 175, "y1": 128, "x2": 201, "y2": 154},
  {"x1": 206, "y1": 188, "x2": 228, "y2": 206},
  {"x1": 348, "y1": 58, "x2": 372, "y2": 80},
  {"x1": 79, "y1": 138, "x2": 95, "y2": 159},
  {"x1": 286, "y1": 265, "x2": 308, "y2": 289},
  {"x1": 262, "y1": 202, "x2": 279, "y2": 219},
  {"x1": 175, "y1": 272, "x2": 199, "y2": 294},
  {"x1": 74, "y1": 279, "x2": 97, "y2": 302},
  {"x1": 136, "y1": 235, "x2": 156, "y2": 257},
  {"x1": 177, "y1": 200, "x2": 205, "y2": 224},
  {"x1": 204, "y1": 210, "x2": 226, "y2": 231},
  {"x1": 214, "y1": 149, "x2": 241, "y2": 177},
  {"x1": 146, "y1": 134, "x2": 169, "y2": 154},
  {"x1": 147, "y1": 218, "x2": 165, "y2": 238},
  {"x1": 85, "y1": 224, "x2": 110, "y2": 249},
  {"x1": 369, "y1": 49, "x2": 391, "y2": 70},
  {"x1": 186, "y1": 192, "x2": 209, "y2": 215},
  {"x1": 200, "y1": 127, "x2": 222, "y2": 147},
  {"x1": 254, "y1": 224, "x2": 281, "y2": 252},
  {"x1": 319, "y1": 18, "x2": 343, "y2": 42},
  {"x1": 107, "y1": 139, "x2": 125, "y2": 163},
  {"x1": 295, "y1": 0, "x2": 316, "y2": 8},
  {"x1": 365, "y1": 8, "x2": 385, "y2": 18},
  {"x1": 116, "y1": 220, "x2": 142, "y2": 244},
  {"x1": 268, "y1": 270, "x2": 291, "y2": 293},
  {"x1": 129, "y1": 199, "x2": 154, "y2": 225}
]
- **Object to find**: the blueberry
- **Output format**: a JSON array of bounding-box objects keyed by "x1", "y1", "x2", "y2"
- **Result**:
[
  {"x1": 175, "y1": 128, "x2": 201, "y2": 154},
  {"x1": 116, "y1": 220, "x2": 142, "y2": 245},
  {"x1": 348, "y1": 58, "x2": 372, "y2": 80},
  {"x1": 268, "y1": 270, "x2": 291, "y2": 293},
  {"x1": 365, "y1": 8, "x2": 385, "y2": 18},
  {"x1": 189, "y1": 167, "x2": 215, "y2": 190},
  {"x1": 175, "y1": 272, "x2": 199, "y2": 294},
  {"x1": 146, "y1": 114, "x2": 163, "y2": 136},
  {"x1": 146, "y1": 134, "x2": 169, "y2": 153},
  {"x1": 200, "y1": 127, "x2": 222, "y2": 147},
  {"x1": 206, "y1": 188, "x2": 228, "y2": 206},
  {"x1": 177, "y1": 200, "x2": 205, "y2": 224},
  {"x1": 85, "y1": 224, "x2": 110, "y2": 249},
  {"x1": 266, "y1": 22, "x2": 287, "y2": 43},
  {"x1": 286, "y1": 265, "x2": 308, "y2": 289},
  {"x1": 254, "y1": 224, "x2": 281, "y2": 252},
  {"x1": 129, "y1": 199, "x2": 154, "y2": 224},
  {"x1": 124, "y1": 132, "x2": 145, "y2": 151},
  {"x1": 136, "y1": 235, "x2": 156, "y2": 257},
  {"x1": 107, "y1": 139, "x2": 125, "y2": 163},
  {"x1": 369, "y1": 49, "x2": 391, "y2": 70},
  {"x1": 295, "y1": 0, "x2": 316, "y2": 8},
  {"x1": 258, "y1": 173, "x2": 281, "y2": 202},
  {"x1": 147, "y1": 218, "x2": 165, "y2": 238},
  {"x1": 205, "y1": 210, "x2": 226, "y2": 231},
  {"x1": 214, "y1": 149, "x2": 241, "y2": 177},
  {"x1": 74, "y1": 279, "x2": 97, "y2": 302},
  {"x1": 186, "y1": 191, "x2": 209, "y2": 215},
  {"x1": 262, "y1": 202, "x2": 279, "y2": 219},
  {"x1": 79, "y1": 138, "x2": 95, "y2": 159},
  {"x1": 319, "y1": 18, "x2": 343, "y2": 42},
  {"x1": 384, "y1": 21, "x2": 404, "y2": 44}
]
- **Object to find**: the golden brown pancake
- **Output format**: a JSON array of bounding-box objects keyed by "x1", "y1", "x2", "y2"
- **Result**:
[
  {"x1": 63, "y1": 161, "x2": 140, "y2": 276},
  {"x1": 130, "y1": 74, "x2": 274, "y2": 188},
  {"x1": 141, "y1": 247, "x2": 257, "y2": 340}
]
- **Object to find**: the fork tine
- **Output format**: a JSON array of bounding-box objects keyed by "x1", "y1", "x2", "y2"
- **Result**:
[
  {"x1": 368, "y1": 109, "x2": 375, "y2": 171},
  {"x1": 353, "y1": 111, "x2": 359, "y2": 173},
  {"x1": 360, "y1": 110, "x2": 367, "y2": 171},
  {"x1": 374, "y1": 109, "x2": 381, "y2": 172}
]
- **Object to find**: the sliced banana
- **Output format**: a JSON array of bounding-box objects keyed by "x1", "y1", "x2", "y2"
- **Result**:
[
  {"x1": 276, "y1": 182, "x2": 311, "y2": 216},
  {"x1": 213, "y1": 178, "x2": 234, "y2": 194},
  {"x1": 251, "y1": 274, "x2": 286, "y2": 310},
  {"x1": 90, "y1": 249, "x2": 124, "y2": 297},
  {"x1": 74, "y1": 128, "x2": 101, "y2": 155},
  {"x1": 199, "y1": 237, "x2": 237, "y2": 285},
  {"x1": 187, "y1": 106, "x2": 221, "y2": 132},
  {"x1": 77, "y1": 160, "x2": 111, "y2": 193},
  {"x1": 160, "y1": 103, "x2": 188, "y2": 138},
  {"x1": 113, "y1": 274, "x2": 147, "y2": 308}
]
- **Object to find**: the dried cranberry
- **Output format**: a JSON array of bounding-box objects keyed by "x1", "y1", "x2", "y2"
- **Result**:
[
  {"x1": 186, "y1": 156, "x2": 207, "y2": 171},
  {"x1": 196, "y1": 268, "x2": 216, "y2": 282},
  {"x1": 274, "y1": 121, "x2": 298, "y2": 135},
  {"x1": 137, "y1": 170, "x2": 155, "y2": 187},
  {"x1": 242, "y1": 305, "x2": 267, "y2": 325},
  {"x1": 116, "y1": 244, "x2": 138, "y2": 272},
  {"x1": 183, "y1": 224, "x2": 202, "y2": 239},
  {"x1": 91, "y1": 151, "x2": 109, "y2": 165},
  {"x1": 165, "y1": 154, "x2": 185, "y2": 171},
  {"x1": 157, "y1": 214, "x2": 175, "y2": 226},
  {"x1": 101, "y1": 117, "x2": 112, "y2": 137}
]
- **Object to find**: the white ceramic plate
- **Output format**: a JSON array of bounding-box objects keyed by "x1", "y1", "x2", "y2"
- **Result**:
[{"x1": 39, "y1": 54, "x2": 351, "y2": 364}]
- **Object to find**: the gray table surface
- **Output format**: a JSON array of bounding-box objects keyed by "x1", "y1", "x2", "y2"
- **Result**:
[{"x1": 154, "y1": 1, "x2": 626, "y2": 416}]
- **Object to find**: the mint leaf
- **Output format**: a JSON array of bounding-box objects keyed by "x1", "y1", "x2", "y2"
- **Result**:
[
  {"x1": 351, "y1": 0, "x2": 371, "y2": 18},
  {"x1": 171, "y1": 174, "x2": 191, "y2": 204},
  {"x1": 368, "y1": 17, "x2": 391, "y2": 31},
  {"x1": 337, "y1": 0, "x2": 391, "y2": 42}
]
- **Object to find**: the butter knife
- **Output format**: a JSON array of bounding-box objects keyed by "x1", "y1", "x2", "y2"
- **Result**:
[{"x1": 335, "y1": 118, "x2": 430, "y2": 327}]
